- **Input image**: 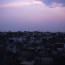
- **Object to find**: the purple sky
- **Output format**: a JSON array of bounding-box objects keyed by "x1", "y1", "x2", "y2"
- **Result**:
[{"x1": 0, "y1": 0, "x2": 65, "y2": 32}]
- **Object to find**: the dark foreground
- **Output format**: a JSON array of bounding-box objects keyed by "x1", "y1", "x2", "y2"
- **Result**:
[{"x1": 0, "y1": 31, "x2": 65, "y2": 65}]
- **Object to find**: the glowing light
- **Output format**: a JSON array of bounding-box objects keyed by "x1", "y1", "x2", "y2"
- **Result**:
[{"x1": 0, "y1": 1, "x2": 43, "y2": 7}]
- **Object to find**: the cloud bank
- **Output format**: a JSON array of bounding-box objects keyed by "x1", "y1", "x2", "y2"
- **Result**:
[
  {"x1": 0, "y1": 0, "x2": 43, "y2": 7},
  {"x1": 40, "y1": 0, "x2": 65, "y2": 6}
]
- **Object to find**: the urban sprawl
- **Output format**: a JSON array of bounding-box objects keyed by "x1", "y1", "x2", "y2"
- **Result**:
[{"x1": 0, "y1": 31, "x2": 65, "y2": 65}]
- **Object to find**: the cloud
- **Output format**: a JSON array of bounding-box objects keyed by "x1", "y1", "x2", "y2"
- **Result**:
[
  {"x1": 0, "y1": 0, "x2": 43, "y2": 7},
  {"x1": 2, "y1": 3, "x2": 65, "y2": 23},
  {"x1": 39, "y1": 0, "x2": 65, "y2": 6},
  {"x1": 0, "y1": 0, "x2": 65, "y2": 22},
  {"x1": 0, "y1": 0, "x2": 65, "y2": 32}
]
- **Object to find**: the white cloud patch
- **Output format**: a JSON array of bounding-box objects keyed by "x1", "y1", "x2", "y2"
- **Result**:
[{"x1": 0, "y1": 0, "x2": 43, "y2": 7}]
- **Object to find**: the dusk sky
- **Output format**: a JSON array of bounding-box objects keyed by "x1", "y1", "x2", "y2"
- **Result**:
[{"x1": 0, "y1": 0, "x2": 65, "y2": 32}]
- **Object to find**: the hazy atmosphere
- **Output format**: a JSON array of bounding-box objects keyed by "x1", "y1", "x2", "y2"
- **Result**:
[{"x1": 0, "y1": 0, "x2": 65, "y2": 32}]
